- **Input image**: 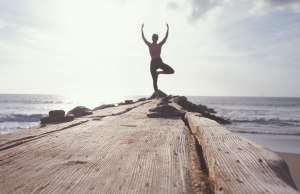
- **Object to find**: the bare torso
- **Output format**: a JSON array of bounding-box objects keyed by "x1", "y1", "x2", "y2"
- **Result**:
[{"x1": 148, "y1": 43, "x2": 162, "y2": 58}]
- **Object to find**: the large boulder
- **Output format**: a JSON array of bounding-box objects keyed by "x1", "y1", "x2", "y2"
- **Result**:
[
  {"x1": 41, "y1": 114, "x2": 75, "y2": 124},
  {"x1": 67, "y1": 106, "x2": 93, "y2": 117},
  {"x1": 40, "y1": 109, "x2": 74, "y2": 124},
  {"x1": 49, "y1": 110, "x2": 65, "y2": 117}
]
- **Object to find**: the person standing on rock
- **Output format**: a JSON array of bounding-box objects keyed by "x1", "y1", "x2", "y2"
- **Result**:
[{"x1": 141, "y1": 23, "x2": 174, "y2": 98}]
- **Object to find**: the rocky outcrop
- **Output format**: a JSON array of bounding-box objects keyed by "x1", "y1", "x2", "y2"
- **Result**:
[
  {"x1": 149, "y1": 90, "x2": 168, "y2": 99},
  {"x1": 147, "y1": 104, "x2": 183, "y2": 118},
  {"x1": 174, "y1": 96, "x2": 231, "y2": 124},
  {"x1": 158, "y1": 95, "x2": 173, "y2": 105},
  {"x1": 40, "y1": 110, "x2": 74, "y2": 124},
  {"x1": 67, "y1": 106, "x2": 93, "y2": 117}
]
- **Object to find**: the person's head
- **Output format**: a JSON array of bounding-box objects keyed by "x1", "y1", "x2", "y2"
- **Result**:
[{"x1": 152, "y1": 34, "x2": 159, "y2": 43}]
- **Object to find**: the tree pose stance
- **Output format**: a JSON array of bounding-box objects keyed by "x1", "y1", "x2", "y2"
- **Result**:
[{"x1": 141, "y1": 23, "x2": 174, "y2": 98}]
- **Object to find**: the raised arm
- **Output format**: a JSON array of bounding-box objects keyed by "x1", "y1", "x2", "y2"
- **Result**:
[
  {"x1": 141, "y1": 23, "x2": 151, "y2": 46},
  {"x1": 159, "y1": 23, "x2": 169, "y2": 46}
]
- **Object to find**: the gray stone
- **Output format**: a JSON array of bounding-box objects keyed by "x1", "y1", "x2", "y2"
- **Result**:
[
  {"x1": 137, "y1": 98, "x2": 147, "y2": 102},
  {"x1": 41, "y1": 114, "x2": 74, "y2": 124},
  {"x1": 125, "y1": 100, "x2": 134, "y2": 104},
  {"x1": 49, "y1": 110, "x2": 65, "y2": 117},
  {"x1": 67, "y1": 106, "x2": 93, "y2": 117}
]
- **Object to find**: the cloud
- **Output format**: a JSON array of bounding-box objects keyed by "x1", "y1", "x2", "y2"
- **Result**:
[
  {"x1": 167, "y1": 0, "x2": 300, "y2": 22},
  {"x1": 253, "y1": 0, "x2": 300, "y2": 12},
  {"x1": 167, "y1": 0, "x2": 227, "y2": 21},
  {"x1": 166, "y1": 1, "x2": 179, "y2": 9},
  {"x1": 189, "y1": 0, "x2": 227, "y2": 20}
]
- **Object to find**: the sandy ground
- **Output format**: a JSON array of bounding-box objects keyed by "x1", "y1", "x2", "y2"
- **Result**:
[
  {"x1": 236, "y1": 133, "x2": 300, "y2": 154},
  {"x1": 277, "y1": 152, "x2": 300, "y2": 191}
]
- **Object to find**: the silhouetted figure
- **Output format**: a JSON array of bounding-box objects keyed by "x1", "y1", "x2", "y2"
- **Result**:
[{"x1": 141, "y1": 23, "x2": 174, "y2": 98}]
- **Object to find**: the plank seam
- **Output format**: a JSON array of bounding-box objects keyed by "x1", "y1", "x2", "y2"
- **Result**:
[
  {"x1": 181, "y1": 113, "x2": 214, "y2": 194},
  {"x1": 0, "y1": 120, "x2": 89, "y2": 152}
]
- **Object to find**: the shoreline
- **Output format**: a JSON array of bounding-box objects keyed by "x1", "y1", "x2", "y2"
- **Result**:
[{"x1": 235, "y1": 132, "x2": 300, "y2": 154}]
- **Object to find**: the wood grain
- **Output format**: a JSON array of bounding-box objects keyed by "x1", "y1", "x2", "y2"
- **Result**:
[
  {"x1": 0, "y1": 100, "x2": 207, "y2": 194},
  {"x1": 185, "y1": 112, "x2": 299, "y2": 194},
  {"x1": 1, "y1": 98, "x2": 296, "y2": 194}
]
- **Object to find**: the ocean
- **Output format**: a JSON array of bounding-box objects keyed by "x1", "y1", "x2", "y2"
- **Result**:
[
  {"x1": 188, "y1": 96, "x2": 300, "y2": 136},
  {"x1": 188, "y1": 96, "x2": 300, "y2": 154},
  {"x1": 1, "y1": 94, "x2": 299, "y2": 153},
  {"x1": 0, "y1": 94, "x2": 131, "y2": 134}
]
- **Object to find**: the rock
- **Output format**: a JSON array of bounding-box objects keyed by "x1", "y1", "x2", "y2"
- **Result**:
[
  {"x1": 147, "y1": 105, "x2": 183, "y2": 118},
  {"x1": 93, "y1": 104, "x2": 115, "y2": 111},
  {"x1": 49, "y1": 110, "x2": 65, "y2": 117},
  {"x1": 137, "y1": 98, "x2": 147, "y2": 102},
  {"x1": 162, "y1": 95, "x2": 173, "y2": 101},
  {"x1": 41, "y1": 114, "x2": 74, "y2": 124},
  {"x1": 173, "y1": 96, "x2": 187, "y2": 103},
  {"x1": 207, "y1": 108, "x2": 216, "y2": 114},
  {"x1": 197, "y1": 104, "x2": 216, "y2": 113},
  {"x1": 149, "y1": 90, "x2": 168, "y2": 99},
  {"x1": 67, "y1": 106, "x2": 93, "y2": 117},
  {"x1": 125, "y1": 100, "x2": 134, "y2": 104},
  {"x1": 118, "y1": 100, "x2": 134, "y2": 106},
  {"x1": 149, "y1": 105, "x2": 179, "y2": 113},
  {"x1": 158, "y1": 95, "x2": 173, "y2": 105},
  {"x1": 174, "y1": 96, "x2": 231, "y2": 124},
  {"x1": 40, "y1": 109, "x2": 74, "y2": 124}
]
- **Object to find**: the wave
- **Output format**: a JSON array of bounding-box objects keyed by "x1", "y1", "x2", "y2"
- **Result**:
[
  {"x1": 0, "y1": 100, "x2": 65, "y2": 104},
  {"x1": 0, "y1": 114, "x2": 46, "y2": 123},
  {"x1": 231, "y1": 129, "x2": 300, "y2": 136},
  {"x1": 231, "y1": 118, "x2": 300, "y2": 126}
]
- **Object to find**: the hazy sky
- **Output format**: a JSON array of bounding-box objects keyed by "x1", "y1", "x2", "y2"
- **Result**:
[{"x1": 0, "y1": 0, "x2": 300, "y2": 97}]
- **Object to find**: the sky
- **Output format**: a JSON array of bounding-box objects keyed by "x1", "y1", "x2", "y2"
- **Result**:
[{"x1": 0, "y1": 0, "x2": 300, "y2": 97}]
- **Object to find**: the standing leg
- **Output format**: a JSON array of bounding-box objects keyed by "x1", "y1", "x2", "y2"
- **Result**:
[{"x1": 150, "y1": 65, "x2": 158, "y2": 92}]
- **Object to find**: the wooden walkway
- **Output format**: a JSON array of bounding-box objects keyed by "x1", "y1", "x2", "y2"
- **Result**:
[
  {"x1": 0, "y1": 99, "x2": 298, "y2": 194},
  {"x1": 186, "y1": 113, "x2": 299, "y2": 194},
  {"x1": 0, "y1": 100, "x2": 208, "y2": 193}
]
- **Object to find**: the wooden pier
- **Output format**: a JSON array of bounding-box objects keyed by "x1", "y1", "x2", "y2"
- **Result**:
[{"x1": 0, "y1": 98, "x2": 298, "y2": 194}]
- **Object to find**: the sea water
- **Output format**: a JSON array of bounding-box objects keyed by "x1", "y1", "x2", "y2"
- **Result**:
[
  {"x1": 1, "y1": 94, "x2": 299, "y2": 153},
  {"x1": 188, "y1": 96, "x2": 300, "y2": 136},
  {"x1": 0, "y1": 94, "x2": 130, "y2": 134},
  {"x1": 188, "y1": 96, "x2": 300, "y2": 154}
]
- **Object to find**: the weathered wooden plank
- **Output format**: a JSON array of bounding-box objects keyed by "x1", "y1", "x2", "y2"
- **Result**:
[
  {"x1": 185, "y1": 112, "x2": 299, "y2": 194},
  {"x1": 0, "y1": 100, "x2": 207, "y2": 194},
  {"x1": 0, "y1": 100, "x2": 149, "y2": 147},
  {"x1": 90, "y1": 100, "x2": 150, "y2": 118}
]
